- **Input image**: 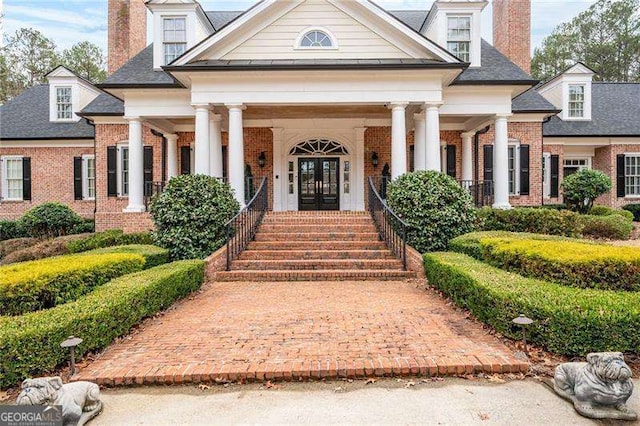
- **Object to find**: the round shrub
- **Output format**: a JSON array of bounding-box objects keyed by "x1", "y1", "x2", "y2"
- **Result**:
[
  {"x1": 623, "y1": 204, "x2": 640, "y2": 222},
  {"x1": 561, "y1": 169, "x2": 612, "y2": 214},
  {"x1": 150, "y1": 175, "x2": 240, "y2": 260},
  {"x1": 589, "y1": 205, "x2": 634, "y2": 221},
  {"x1": 386, "y1": 171, "x2": 477, "y2": 252},
  {"x1": 20, "y1": 203, "x2": 83, "y2": 238}
]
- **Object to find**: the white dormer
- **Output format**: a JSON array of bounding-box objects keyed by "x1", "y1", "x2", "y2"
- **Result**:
[
  {"x1": 537, "y1": 63, "x2": 595, "y2": 121},
  {"x1": 147, "y1": 0, "x2": 215, "y2": 70},
  {"x1": 422, "y1": 0, "x2": 488, "y2": 67},
  {"x1": 47, "y1": 66, "x2": 101, "y2": 123}
]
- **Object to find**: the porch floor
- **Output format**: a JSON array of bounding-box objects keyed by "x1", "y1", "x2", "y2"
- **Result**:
[{"x1": 74, "y1": 279, "x2": 526, "y2": 386}]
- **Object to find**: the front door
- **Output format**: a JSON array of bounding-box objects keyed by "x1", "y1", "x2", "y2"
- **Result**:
[{"x1": 298, "y1": 158, "x2": 340, "y2": 210}]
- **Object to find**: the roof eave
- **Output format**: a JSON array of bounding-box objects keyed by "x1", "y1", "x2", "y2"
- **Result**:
[
  {"x1": 163, "y1": 63, "x2": 468, "y2": 72},
  {"x1": 543, "y1": 133, "x2": 640, "y2": 138},
  {"x1": 513, "y1": 109, "x2": 562, "y2": 114},
  {"x1": 97, "y1": 83, "x2": 184, "y2": 90},
  {"x1": 0, "y1": 136, "x2": 94, "y2": 141},
  {"x1": 452, "y1": 79, "x2": 540, "y2": 86}
]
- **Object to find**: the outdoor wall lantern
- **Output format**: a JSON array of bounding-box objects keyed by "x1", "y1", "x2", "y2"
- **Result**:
[
  {"x1": 371, "y1": 151, "x2": 379, "y2": 168},
  {"x1": 258, "y1": 152, "x2": 266, "y2": 168}
]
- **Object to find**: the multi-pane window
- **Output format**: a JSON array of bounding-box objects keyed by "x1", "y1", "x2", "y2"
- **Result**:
[
  {"x1": 568, "y1": 85, "x2": 585, "y2": 118},
  {"x1": 447, "y1": 16, "x2": 471, "y2": 62},
  {"x1": 563, "y1": 158, "x2": 590, "y2": 178},
  {"x1": 2, "y1": 157, "x2": 23, "y2": 200},
  {"x1": 300, "y1": 31, "x2": 333, "y2": 48},
  {"x1": 118, "y1": 146, "x2": 129, "y2": 196},
  {"x1": 626, "y1": 155, "x2": 640, "y2": 196},
  {"x1": 508, "y1": 146, "x2": 518, "y2": 195},
  {"x1": 163, "y1": 17, "x2": 187, "y2": 65},
  {"x1": 56, "y1": 87, "x2": 72, "y2": 120},
  {"x1": 83, "y1": 156, "x2": 96, "y2": 199}
]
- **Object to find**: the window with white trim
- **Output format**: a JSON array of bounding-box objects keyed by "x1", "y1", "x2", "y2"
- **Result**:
[
  {"x1": 117, "y1": 145, "x2": 129, "y2": 197},
  {"x1": 625, "y1": 155, "x2": 640, "y2": 196},
  {"x1": 163, "y1": 17, "x2": 187, "y2": 65},
  {"x1": 543, "y1": 153, "x2": 551, "y2": 198},
  {"x1": 568, "y1": 85, "x2": 585, "y2": 118},
  {"x1": 1, "y1": 156, "x2": 24, "y2": 201},
  {"x1": 447, "y1": 16, "x2": 471, "y2": 62},
  {"x1": 56, "y1": 87, "x2": 73, "y2": 120},
  {"x1": 563, "y1": 158, "x2": 591, "y2": 178},
  {"x1": 298, "y1": 30, "x2": 335, "y2": 48},
  {"x1": 83, "y1": 155, "x2": 96, "y2": 200},
  {"x1": 508, "y1": 142, "x2": 520, "y2": 196}
]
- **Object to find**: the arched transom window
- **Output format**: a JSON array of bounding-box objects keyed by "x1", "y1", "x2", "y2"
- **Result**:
[
  {"x1": 296, "y1": 28, "x2": 337, "y2": 49},
  {"x1": 289, "y1": 139, "x2": 349, "y2": 156}
]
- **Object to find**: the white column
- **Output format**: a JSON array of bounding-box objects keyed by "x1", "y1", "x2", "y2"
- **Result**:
[
  {"x1": 209, "y1": 114, "x2": 223, "y2": 178},
  {"x1": 355, "y1": 127, "x2": 366, "y2": 211},
  {"x1": 461, "y1": 132, "x2": 474, "y2": 182},
  {"x1": 125, "y1": 117, "x2": 145, "y2": 212},
  {"x1": 390, "y1": 102, "x2": 408, "y2": 179},
  {"x1": 194, "y1": 105, "x2": 210, "y2": 175},
  {"x1": 166, "y1": 133, "x2": 179, "y2": 180},
  {"x1": 227, "y1": 104, "x2": 246, "y2": 206},
  {"x1": 425, "y1": 104, "x2": 442, "y2": 172},
  {"x1": 493, "y1": 114, "x2": 511, "y2": 209},
  {"x1": 413, "y1": 110, "x2": 426, "y2": 171},
  {"x1": 271, "y1": 127, "x2": 284, "y2": 211}
]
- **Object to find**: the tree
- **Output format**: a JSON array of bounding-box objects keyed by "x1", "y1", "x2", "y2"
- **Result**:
[
  {"x1": 2, "y1": 28, "x2": 59, "y2": 88},
  {"x1": 61, "y1": 41, "x2": 107, "y2": 84},
  {"x1": 532, "y1": 0, "x2": 640, "y2": 82},
  {"x1": 561, "y1": 169, "x2": 612, "y2": 214}
]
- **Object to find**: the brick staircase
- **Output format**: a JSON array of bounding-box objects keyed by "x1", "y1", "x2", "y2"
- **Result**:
[{"x1": 216, "y1": 211, "x2": 417, "y2": 281}]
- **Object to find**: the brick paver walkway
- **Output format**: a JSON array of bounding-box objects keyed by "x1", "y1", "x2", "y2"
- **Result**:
[{"x1": 75, "y1": 280, "x2": 527, "y2": 386}]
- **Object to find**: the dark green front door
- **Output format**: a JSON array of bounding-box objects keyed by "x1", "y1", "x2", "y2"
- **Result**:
[{"x1": 298, "y1": 158, "x2": 340, "y2": 211}]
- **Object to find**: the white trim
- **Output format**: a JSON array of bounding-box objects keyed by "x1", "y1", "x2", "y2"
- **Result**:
[
  {"x1": 623, "y1": 153, "x2": 640, "y2": 197},
  {"x1": 0, "y1": 139, "x2": 94, "y2": 148},
  {"x1": 508, "y1": 139, "x2": 520, "y2": 196},
  {"x1": 116, "y1": 142, "x2": 129, "y2": 198},
  {"x1": 1, "y1": 155, "x2": 24, "y2": 201},
  {"x1": 542, "y1": 153, "x2": 551, "y2": 199},
  {"x1": 81, "y1": 154, "x2": 96, "y2": 201},
  {"x1": 294, "y1": 27, "x2": 339, "y2": 50}
]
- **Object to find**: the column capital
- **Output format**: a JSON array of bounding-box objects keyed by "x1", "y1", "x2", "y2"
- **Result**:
[
  {"x1": 413, "y1": 112, "x2": 426, "y2": 121},
  {"x1": 495, "y1": 113, "x2": 512, "y2": 120},
  {"x1": 209, "y1": 114, "x2": 223, "y2": 122},
  {"x1": 225, "y1": 103, "x2": 247, "y2": 110},
  {"x1": 192, "y1": 103, "x2": 211, "y2": 111},
  {"x1": 124, "y1": 116, "x2": 142, "y2": 122},
  {"x1": 425, "y1": 102, "x2": 443, "y2": 110},
  {"x1": 461, "y1": 131, "x2": 475, "y2": 139},
  {"x1": 165, "y1": 133, "x2": 179, "y2": 141},
  {"x1": 388, "y1": 101, "x2": 409, "y2": 110}
]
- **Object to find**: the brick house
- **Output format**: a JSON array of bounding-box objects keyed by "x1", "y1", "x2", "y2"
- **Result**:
[{"x1": 1, "y1": 0, "x2": 638, "y2": 231}]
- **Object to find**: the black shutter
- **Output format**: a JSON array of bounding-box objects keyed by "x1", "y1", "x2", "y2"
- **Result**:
[
  {"x1": 180, "y1": 146, "x2": 191, "y2": 175},
  {"x1": 107, "y1": 146, "x2": 117, "y2": 197},
  {"x1": 22, "y1": 157, "x2": 31, "y2": 201},
  {"x1": 446, "y1": 145, "x2": 456, "y2": 178},
  {"x1": 519, "y1": 144, "x2": 530, "y2": 196},
  {"x1": 409, "y1": 145, "x2": 415, "y2": 172},
  {"x1": 222, "y1": 146, "x2": 228, "y2": 179},
  {"x1": 550, "y1": 154, "x2": 559, "y2": 198},
  {"x1": 144, "y1": 146, "x2": 153, "y2": 197},
  {"x1": 73, "y1": 157, "x2": 83, "y2": 200},
  {"x1": 483, "y1": 145, "x2": 493, "y2": 182},
  {"x1": 617, "y1": 154, "x2": 626, "y2": 198}
]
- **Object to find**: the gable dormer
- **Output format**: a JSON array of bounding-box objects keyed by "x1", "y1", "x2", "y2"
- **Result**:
[
  {"x1": 537, "y1": 63, "x2": 595, "y2": 121},
  {"x1": 47, "y1": 66, "x2": 101, "y2": 123},
  {"x1": 147, "y1": 0, "x2": 215, "y2": 70},
  {"x1": 422, "y1": 0, "x2": 488, "y2": 67}
]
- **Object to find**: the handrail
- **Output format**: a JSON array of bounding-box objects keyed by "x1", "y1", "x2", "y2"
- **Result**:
[
  {"x1": 368, "y1": 177, "x2": 410, "y2": 270},
  {"x1": 458, "y1": 180, "x2": 494, "y2": 207},
  {"x1": 225, "y1": 177, "x2": 268, "y2": 270}
]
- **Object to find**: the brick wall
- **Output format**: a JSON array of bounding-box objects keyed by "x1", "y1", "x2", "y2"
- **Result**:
[
  {"x1": 594, "y1": 144, "x2": 640, "y2": 209},
  {"x1": 0, "y1": 146, "x2": 95, "y2": 220},
  {"x1": 108, "y1": 0, "x2": 147, "y2": 74},
  {"x1": 493, "y1": 0, "x2": 531, "y2": 74}
]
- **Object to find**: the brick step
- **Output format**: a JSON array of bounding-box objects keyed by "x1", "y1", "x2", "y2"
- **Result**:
[
  {"x1": 215, "y1": 269, "x2": 417, "y2": 282},
  {"x1": 238, "y1": 250, "x2": 396, "y2": 260},
  {"x1": 258, "y1": 224, "x2": 378, "y2": 233},
  {"x1": 246, "y1": 241, "x2": 387, "y2": 251},
  {"x1": 231, "y1": 259, "x2": 403, "y2": 271},
  {"x1": 254, "y1": 232, "x2": 380, "y2": 242},
  {"x1": 261, "y1": 218, "x2": 374, "y2": 225}
]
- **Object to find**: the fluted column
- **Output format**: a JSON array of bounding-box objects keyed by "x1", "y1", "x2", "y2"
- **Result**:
[
  {"x1": 166, "y1": 133, "x2": 179, "y2": 179},
  {"x1": 227, "y1": 103, "x2": 246, "y2": 206},
  {"x1": 124, "y1": 117, "x2": 145, "y2": 212},
  {"x1": 390, "y1": 102, "x2": 408, "y2": 179},
  {"x1": 425, "y1": 104, "x2": 441, "y2": 172},
  {"x1": 493, "y1": 114, "x2": 511, "y2": 209},
  {"x1": 461, "y1": 132, "x2": 474, "y2": 182},
  {"x1": 209, "y1": 114, "x2": 223, "y2": 178},
  {"x1": 413, "y1": 110, "x2": 426, "y2": 171},
  {"x1": 194, "y1": 105, "x2": 210, "y2": 175}
]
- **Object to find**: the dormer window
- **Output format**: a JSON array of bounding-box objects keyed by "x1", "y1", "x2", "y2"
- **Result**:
[
  {"x1": 56, "y1": 87, "x2": 73, "y2": 120},
  {"x1": 447, "y1": 16, "x2": 471, "y2": 62},
  {"x1": 568, "y1": 85, "x2": 585, "y2": 118},
  {"x1": 296, "y1": 28, "x2": 337, "y2": 50},
  {"x1": 163, "y1": 17, "x2": 187, "y2": 65}
]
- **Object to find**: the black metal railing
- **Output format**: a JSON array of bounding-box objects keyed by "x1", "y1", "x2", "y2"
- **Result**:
[
  {"x1": 144, "y1": 181, "x2": 167, "y2": 210},
  {"x1": 225, "y1": 177, "x2": 268, "y2": 270},
  {"x1": 459, "y1": 180, "x2": 494, "y2": 207},
  {"x1": 368, "y1": 177, "x2": 410, "y2": 270}
]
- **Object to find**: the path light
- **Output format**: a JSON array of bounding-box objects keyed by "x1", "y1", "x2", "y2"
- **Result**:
[
  {"x1": 512, "y1": 315, "x2": 534, "y2": 353},
  {"x1": 60, "y1": 336, "x2": 83, "y2": 376}
]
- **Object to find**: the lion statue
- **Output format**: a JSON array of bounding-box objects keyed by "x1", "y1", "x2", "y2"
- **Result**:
[
  {"x1": 16, "y1": 377, "x2": 102, "y2": 426},
  {"x1": 554, "y1": 352, "x2": 636, "y2": 421}
]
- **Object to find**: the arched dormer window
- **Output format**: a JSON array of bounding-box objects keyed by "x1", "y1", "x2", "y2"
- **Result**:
[{"x1": 295, "y1": 28, "x2": 338, "y2": 49}]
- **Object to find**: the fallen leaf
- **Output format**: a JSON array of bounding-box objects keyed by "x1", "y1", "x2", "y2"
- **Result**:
[
  {"x1": 478, "y1": 412, "x2": 490, "y2": 421},
  {"x1": 404, "y1": 381, "x2": 415, "y2": 388},
  {"x1": 264, "y1": 380, "x2": 275, "y2": 389},
  {"x1": 488, "y1": 375, "x2": 506, "y2": 384},
  {"x1": 198, "y1": 384, "x2": 211, "y2": 391},
  {"x1": 334, "y1": 387, "x2": 344, "y2": 393},
  {"x1": 365, "y1": 378, "x2": 377, "y2": 385}
]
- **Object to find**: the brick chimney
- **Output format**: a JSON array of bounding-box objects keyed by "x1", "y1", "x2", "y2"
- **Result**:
[
  {"x1": 108, "y1": 0, "x2": 147, "y2": 74},
  {"x1": 493, "y1": 0, "x2": 531, "y2": 74}
]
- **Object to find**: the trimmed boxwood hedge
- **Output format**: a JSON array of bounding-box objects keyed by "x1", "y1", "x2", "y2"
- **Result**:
[
  {"x1": 450, "y1": 232, "x2": 640, "y2": 291},
  {"x1": 0, "y1": 253, "x2": 146, "y2": 316},
  {"x1": 0, "y1": 260, "x2": 204, "y2": 388},
  {"x1": 67, "y1": 230, "x2": 153, "y2": 253},
  {"x1": 423, "y1": 252, "x2": 640, "y2": 356},
  {"x1": 85, "y1": 245, "x2": 169, "y2": 269}
]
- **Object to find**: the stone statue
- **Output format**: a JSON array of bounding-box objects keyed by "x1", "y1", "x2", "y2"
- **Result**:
[
  {"x1": 16, "y1": 377, "x2": 102, "y2": 426},
  {"x1": 553, "y1": 352, "x2": 636, "y2": 421}
]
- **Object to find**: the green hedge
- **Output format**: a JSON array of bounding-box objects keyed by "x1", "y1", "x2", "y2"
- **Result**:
[
  {"x1": 0, "y1": 253, "x2": 146, "y2": 316},
  {"x1": 0, "y1": 221, "x2": 29, "y2": 242},
  {"x1": 623, "y1": 204, "x2": 640, "y2": 222},
  {"x1": 0, "y1": 234, "x2": 92, "y2": 266},
  {"x1": 0, "y1": 260, "x2": 205, "y2": 388},
  {"x1": 580, "y1": 214, "x2": 634, "y2": 240},
  {"x1": 66, "y1": 230, "x2": 152, "y2": 253},
  {"x1": 423, "y1": 252, "x2": 640, "y2": 356},
  {"x1": 450, "y1": 232, "x2": 640, "y2": 291},
  {"x1": 85, "y1": 245, "x2": 169, "y2": 269},
  {"x1": 589, "y1": 205, "x2": 634, "y2": 221}
]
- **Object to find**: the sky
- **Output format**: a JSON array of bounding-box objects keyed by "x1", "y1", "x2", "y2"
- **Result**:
[{"x1": 1, "y1": 0, "x2": 598, "y2": 54}]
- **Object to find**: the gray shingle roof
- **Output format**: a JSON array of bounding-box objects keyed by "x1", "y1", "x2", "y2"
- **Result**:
[
  {"x1": 512, "y1": 88, "x2": 559, "y2": 113},
  {"x1": 0, "y1": 84, "x2": 95, "y2": 140},
  {"x1": 80, "y1": 93, "x2": 124, "y2": 116},
  {"x1": 387, "y1": 10, "x2": 428, "y2": 32},
  {"x1": 101, "y1": 45, "x2": 180, "y2": 88},
  {"x1": 205, "y1": 11, "x2": 245, "y2": 30},
  {"x1": 543, "y1": 83, "x2": 640, "y2": 137}
]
